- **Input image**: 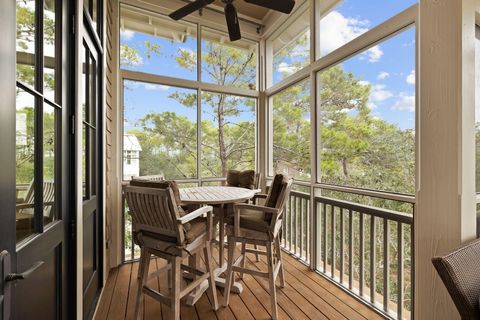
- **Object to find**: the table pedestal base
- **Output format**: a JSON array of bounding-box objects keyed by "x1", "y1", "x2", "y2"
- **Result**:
[{"x1": 213, "y1": 264, "x2": 243, "y2": 294}]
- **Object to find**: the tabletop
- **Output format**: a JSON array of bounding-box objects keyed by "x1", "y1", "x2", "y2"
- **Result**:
[{"x1": 180, "y1": 186, "x2": 260, "y2": 205}]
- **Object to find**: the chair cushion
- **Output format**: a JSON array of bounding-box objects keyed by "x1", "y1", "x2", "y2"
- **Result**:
[
  {"x1": 136, "y1": 217, "x2": 207, "y2": 245},
  {"x1": 130, "y1": 179, "x2": 182, "y2": 205},
  {"x1": 225, "y1": 209, "x2": 270, "y2": 233},
  {"x1": 130, "y1": 179, "x2": 185, "y2": 216},
  {"x1": 227, "y1": 170, "x2": 255, "y2": 189},
  {"x1": 265, "y1": 174, "x2": 287, "y2": 208},
  {"x1": 184, "y1": 217, "x2": 208, "y2": 243}
]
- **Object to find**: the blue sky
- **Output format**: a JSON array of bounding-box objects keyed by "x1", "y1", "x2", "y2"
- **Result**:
[{"x1": 121, "y1": 0, "x2": 417, "y2": 133}]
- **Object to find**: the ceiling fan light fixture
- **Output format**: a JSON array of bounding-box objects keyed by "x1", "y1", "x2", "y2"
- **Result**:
[
  {"x1": 225, "y1": 2, "x2": 241, "y2": 41},
  {"x1": 244, "y1": 0, "x2": 296, "y2": 14},
  {"x1": 169, "y1": 0, "x2": 215, "y2": 21},
  {"x1": 169, "y1": 0, "x2": 296, "y2": 41}
]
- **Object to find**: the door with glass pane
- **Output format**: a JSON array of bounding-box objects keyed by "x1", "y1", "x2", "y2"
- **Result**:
[
  {"x1": 0, "y1": 0, "x2": 73, "y2": 319},
  {"x1": 81, "y1": 2, "x2": 103, "y2": 318}
]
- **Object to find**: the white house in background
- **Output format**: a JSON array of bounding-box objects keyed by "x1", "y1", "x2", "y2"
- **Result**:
[{"x1": 123, "y1": 134, "x2": 142, "y2": 180}]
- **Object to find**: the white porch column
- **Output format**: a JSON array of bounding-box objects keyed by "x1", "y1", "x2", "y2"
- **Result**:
[{"x1": 416, "y1": 0, "x2": 478, "y2": 319}]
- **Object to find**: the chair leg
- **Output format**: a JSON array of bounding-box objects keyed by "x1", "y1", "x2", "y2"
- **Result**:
[
  {"x1": 170, "y1": 256, "x2": 181, "y2": 320},
  {"x1": 219, "y1": 206, "x2": 225, "y2": 268},
  {"x1": 223, "y1": 236, "x2": 236, "y2": 307},
  {"x1": 239, "y1": 241, "x2": 246, "y2": 279},
  {"x1": 254, "y1": 244, "x2": 260, "y2": 262},
  {"x1": 275, "y1": 236, "x2": 285, "y2": 288},
  {"x1": 204, "y1": 241, "x2": 219, "y2": 310},
  {"x1": 267, "y1": 243, "x2": 278, "y2": 320},
  {"x1": 137, "y1": 247, "x2": 148, "y2": 279},
  {"x1": 168, "y1": 267, "x2": 172, "y2": 289},
  {"x1": 134, "y1": 248, "x2": 150, "y2": 320}
]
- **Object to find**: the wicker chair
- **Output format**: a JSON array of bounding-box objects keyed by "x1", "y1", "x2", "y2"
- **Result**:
[
  {"x1": 224, "y1": 174, "x2": 293, "y2": 320},
  {"x1": 125, "y1": 184, "x2": 218, "y2": 320},
  {"x1": 432, "y1": 238, "x2": 480, "y2": 320}
]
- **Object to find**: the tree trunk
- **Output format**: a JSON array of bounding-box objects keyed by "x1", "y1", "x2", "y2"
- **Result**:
[
  {"x1": 217, "y1": 94, "x2": 228, "y2": 177},
  {"x1": 341, "y1": 157, "x2": 348, "y2": 180}
]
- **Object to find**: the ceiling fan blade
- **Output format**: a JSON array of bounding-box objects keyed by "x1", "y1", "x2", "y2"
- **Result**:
[
  {"x1": 225, "y1": 3, "x2": 241, "y2": 41},
  {"x1": 244, "y1": 0, "x2": 295, "y2": 14},
  {"x1": 169, "y1": 0, "x2": 215, "y2": 20}
]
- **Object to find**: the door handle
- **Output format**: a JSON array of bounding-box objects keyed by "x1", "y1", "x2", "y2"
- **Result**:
[
  {"x1": 5, "y1": 261, "x2": 44, "y2": 282},
  {"x1": 1, "y1": 250, "x2": 12, "y2": 320}
]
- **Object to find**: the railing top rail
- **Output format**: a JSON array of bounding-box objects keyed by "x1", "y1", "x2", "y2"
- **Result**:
[
  {"x1": 315, "y1": 183, "x2": 416, "y2": 204},
  {"x1": 265, "y1": 178, "x2": 416, "y2": 204},
  {"x1": 316, "y1": 196, "x2": 413, "y2": 225},
  {"x1": 290, "y1": 190, "x2": 311, "y2": 200}
]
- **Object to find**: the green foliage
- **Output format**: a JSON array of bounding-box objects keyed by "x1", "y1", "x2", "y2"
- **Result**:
[
  {"x1": 272, "y1": 80, "x2": 311, "y2": 180},
  {"x1": 132, "y1": 112, "x2": 198, "y2": 178},
  {"x1": 16, "y1": 106, "x2": 56, "y2": 184},
  {"x1": 273, "y1": 31, "x2": 310, "y2": 81},
  {"x1": 120, "y1": 44, "x2": 143, "y2": 67},
  {"x1": 16, "y1": 2, "x2": 56, "y2": 90}
]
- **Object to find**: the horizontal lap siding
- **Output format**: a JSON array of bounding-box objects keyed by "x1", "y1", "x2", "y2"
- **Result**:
[{"x1": 105, "y1": 0, "x2": 115, "y2": 269}]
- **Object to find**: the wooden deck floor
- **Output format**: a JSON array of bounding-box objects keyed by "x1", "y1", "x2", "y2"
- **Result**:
[{"x1": 94, "y1": 248, "x2": 385, "y2": 320}]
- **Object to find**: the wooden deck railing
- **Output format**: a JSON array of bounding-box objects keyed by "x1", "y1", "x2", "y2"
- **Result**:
[
  {"x1": 122, "y1": 178, "x2": 414, "y2": 319},
  {"x1": 281, "y1": 190, "x2": 311, "y2": 264},
  {"x1": 280, "y1": 187, "x2": 414, "y2": 320}
]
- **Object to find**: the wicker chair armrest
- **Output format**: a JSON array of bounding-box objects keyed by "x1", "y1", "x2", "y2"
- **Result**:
[{"x1": 177, "y1": 205, "x2": 213, "y2": 224}]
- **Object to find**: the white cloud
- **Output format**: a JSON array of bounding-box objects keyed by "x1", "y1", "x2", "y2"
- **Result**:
[
  {"x1": 127, "y1": 81, "x2": 170, "y2": 91},
  {"x1": 360, "y1": 45, "x2": 383, "y2": 63},
  {"x1": 121, "y1": 29, "x2": 135, "y2": 40},
  {"x1": 320, "y1": 11, "x2": 383, "y2": 62},
  {"x1": 370, "y1": 84, "x2": 393, "y2": 102},
  {"x1": 277, "y1": 62, "x2": 297, "y2": 74},
  {"x1": 392, "y1": 93, "x2": 415, "y2": 112},
  {"x1": 359, "y1": 80, "x2": 370, "y2": 87},
  {"x1": 377, "y1": 72, "x2": 390, "y2": 80},
  {"x1": 406, "y1": 70, "x2": 415, "y2": 85},
  {"x1": 319, "y1": 11, "x2": 369, "y2": 56},
  {"x1": 142, "y1": 83, "x2": 170, "y2": 91}
]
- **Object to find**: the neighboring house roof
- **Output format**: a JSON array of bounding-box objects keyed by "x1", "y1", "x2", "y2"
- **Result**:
[{"x1": 124, "y1": 134, "x2": 142, "y2": 151}]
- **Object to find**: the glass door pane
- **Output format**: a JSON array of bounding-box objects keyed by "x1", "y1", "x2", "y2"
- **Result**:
[
  {"x1": 16, "y1": 0, "x2": 37, "y2": 88},
  {"x1": 16, "y1": 88, "x2": 36, "y2": 242}
]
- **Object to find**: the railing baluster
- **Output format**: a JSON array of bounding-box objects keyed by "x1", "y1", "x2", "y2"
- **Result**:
[
  {"x1": 307, "y1": 198, "x2": 310, "y2": 263},
  {"x1": 359, "y1": 212, "x2": 364, "y2": 297},
  {"x1": 323, "y1": 203, "x2": 327, "y2": 273},
  {"x1": 383, "y1": 218, "x2": 390, "y2": 313},
  {"x1": 349, "y1": 209, "x2": 353, "y2": 290},
  {"x1": 411, "y1": 223, "x2": 414, "y2": 320},
  {"x1": 300, "y1": 198, "x2": 304, "y2": 259},
  {"x1": 290, "y1": 195, "x2": 293, "y2": 251},
  {"x1": 282, "y1": 197, "x2": 286, "y2": 247},
  {"x1": 398, "y1": 222, "x2": 404, "y2": 320},
  {"x1": 294, "y1": 195, "x2": 298, "y2": 256},
  {"x1": 340, "y1": 208, "x2": 344, "y2": 284},
  {"x1": 370, "y1": 216, "x2": 376, "y2": 304},
  {"x1": 331, "y1": 205, "x2": 336, "y2": 278},
  {"x1": 307, "y1": 195, "x2": 412, "y2": 320}
]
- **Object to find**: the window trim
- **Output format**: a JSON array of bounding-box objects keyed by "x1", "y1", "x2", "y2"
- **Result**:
[{"x1": 265, "y1": 4, "x2": 418, "y2": 196}]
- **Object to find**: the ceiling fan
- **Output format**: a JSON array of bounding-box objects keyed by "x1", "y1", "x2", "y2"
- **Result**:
[{"x1": 169, "y1": 0, "x2": 296, "y2": 41}]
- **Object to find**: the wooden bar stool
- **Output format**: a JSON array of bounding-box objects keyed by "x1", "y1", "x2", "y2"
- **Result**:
[
  {"x1": 125, "y1": 183, "x2": 218, "y2": 320},
  {"x1": 223, "y1": 174, "x2": 293, "y2": 320}
]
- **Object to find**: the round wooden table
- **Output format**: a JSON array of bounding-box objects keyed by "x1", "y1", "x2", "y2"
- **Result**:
[
  {"x1": 180, "y1": 186, "x2": 260, "y2": 297},
  {"x1": 180, "y1": 186, "x2": 259, "y2": 205}
]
